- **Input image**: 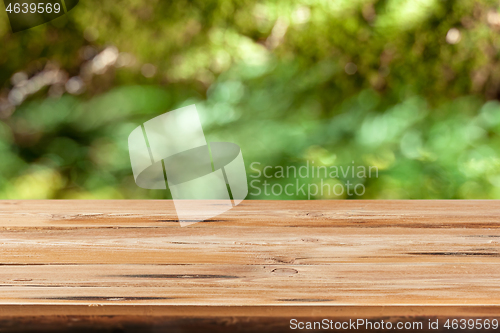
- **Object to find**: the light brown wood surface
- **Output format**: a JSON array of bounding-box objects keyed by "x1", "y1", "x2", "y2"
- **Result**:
[{"x1": 0, "y1": 200, "x2": 499, "y2": 329}]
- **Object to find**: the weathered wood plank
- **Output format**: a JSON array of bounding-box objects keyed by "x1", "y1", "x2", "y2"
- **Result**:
[{"x1": 0, "y1": 200, "x2": 499, "y2": 329}]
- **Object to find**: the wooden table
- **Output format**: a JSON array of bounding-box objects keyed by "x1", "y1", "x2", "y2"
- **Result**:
[{"x1": 0, "y1": 200, "x2": 499, "y2": 332}]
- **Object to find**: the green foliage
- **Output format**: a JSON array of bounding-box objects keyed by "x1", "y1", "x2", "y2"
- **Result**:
[{"x1": 1, "y1": 0, "x2": 500, "y2": 199}]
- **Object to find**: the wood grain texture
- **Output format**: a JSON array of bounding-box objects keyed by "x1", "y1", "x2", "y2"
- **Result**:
[{"x1": 0, "y1": 200, "x2": 499, "y2": 330}]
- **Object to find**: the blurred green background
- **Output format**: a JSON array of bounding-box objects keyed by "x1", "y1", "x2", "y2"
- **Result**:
[{"x1": 1, "y1": 0, "x2": 500, "y2": 199}]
